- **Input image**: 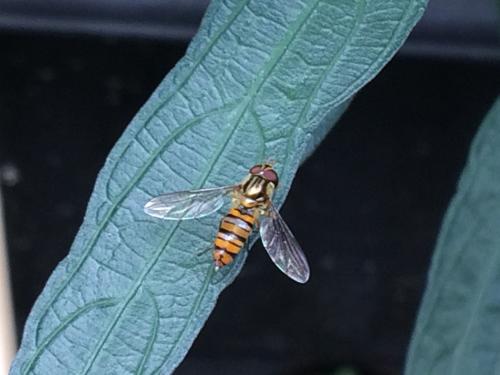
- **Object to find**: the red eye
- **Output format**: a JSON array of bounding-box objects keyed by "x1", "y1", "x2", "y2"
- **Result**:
[
  {"x1": 250, "y1": 165, "x2": 262, "y2": 174},
  {"x1": 263, "y1": 169, "x2": 278, "y2": 183}
]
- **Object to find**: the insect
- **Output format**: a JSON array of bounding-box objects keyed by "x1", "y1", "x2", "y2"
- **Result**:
[{"x1": 144, "y1": 163, "x2": 310, "y2": 283}]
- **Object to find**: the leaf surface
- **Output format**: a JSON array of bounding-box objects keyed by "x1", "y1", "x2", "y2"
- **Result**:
[
  {"x1": 405, "y1": 97, "x2": 500, "y2": 375},
  {"x1": 12, "y1": 0, "x2": 427, "y2": 374}
]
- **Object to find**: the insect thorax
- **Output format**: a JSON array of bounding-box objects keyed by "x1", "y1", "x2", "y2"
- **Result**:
[{"x1": 238, "y1": 174, "x2": 275, "y2": 208}]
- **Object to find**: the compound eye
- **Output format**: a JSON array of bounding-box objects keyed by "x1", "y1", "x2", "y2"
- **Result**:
[
  {"x1": 263, "y1": 169, "x2": 278, "y2": 183},
  {"x1": 250, "y1": 165, "x2": 263, "y2": 174}
]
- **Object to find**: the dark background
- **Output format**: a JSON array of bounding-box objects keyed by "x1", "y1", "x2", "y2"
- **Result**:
[{"x1": 0, "y1": 1, "x2": 499, "y2": 374}]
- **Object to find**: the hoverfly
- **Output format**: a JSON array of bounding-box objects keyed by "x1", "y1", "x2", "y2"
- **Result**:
[{"x1": 144, "y1": 163, "x2": 309, "y2": 283}]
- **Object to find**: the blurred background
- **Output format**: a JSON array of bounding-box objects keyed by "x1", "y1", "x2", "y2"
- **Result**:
[{"x1": 0, "y1": 0, "x2": 499, "y2": 374}]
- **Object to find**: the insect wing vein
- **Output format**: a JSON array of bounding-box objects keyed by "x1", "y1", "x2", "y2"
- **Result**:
[
  {"x1": 260, "y1": 204, "x2": 310, "y2": 283},
  {"x1": 144, "y1": 185, "x2": 236, "y2": 220}
]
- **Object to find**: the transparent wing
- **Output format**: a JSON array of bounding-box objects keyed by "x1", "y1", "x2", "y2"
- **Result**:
[
  {"x1": 144, "y1": 185, "x2": 236, "y2": 220},
  {"x1": 260, "y1": 203, "x2": 310, "y2": 283}
]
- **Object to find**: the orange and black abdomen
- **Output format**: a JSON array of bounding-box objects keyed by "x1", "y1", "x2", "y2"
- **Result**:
[{"x1": 213, "y1": 207, "x2": 256, "y2": 268}]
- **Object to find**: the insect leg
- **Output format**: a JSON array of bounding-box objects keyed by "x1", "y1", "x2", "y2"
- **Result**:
[{"x1": 196, "y1": 247, "x2": 212, "y2": 257}]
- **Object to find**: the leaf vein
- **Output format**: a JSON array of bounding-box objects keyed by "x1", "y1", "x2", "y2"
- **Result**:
[{"x1": 24, "y1": 298, "x2": 118, "y2": 374}]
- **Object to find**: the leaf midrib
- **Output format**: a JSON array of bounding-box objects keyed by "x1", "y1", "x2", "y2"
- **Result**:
[
  {"x1": 30, "y1": 1, "x2": 323, "y2": 373},
  {"x1": 22, "y1": 298, "x2": 118, "y2": 373},
  {"x1": 83, "y1": 1, "x2": 322, "y2": 372},
  {"x1": 31, "y1": 0, "x2": 252, "y2": 348},
  {"x1": 20, "y1": 0, "x2": 426, "y2": 372},
  {"x1": 281, "y1": 0, "x2": 366, "y2": 179}
]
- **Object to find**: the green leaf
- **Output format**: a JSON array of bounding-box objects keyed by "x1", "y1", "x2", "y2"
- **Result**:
[
  {"x1": 12, "y1": 0, "x2": 427, "y2": 374},
  {"x1": 405, "y1": 97, "x2": 500, "y2": 375}
]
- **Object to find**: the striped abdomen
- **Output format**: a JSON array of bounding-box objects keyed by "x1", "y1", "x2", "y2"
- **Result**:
[{"x1": 213, "y1": 207, "x2": 255, "y2": 268}]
